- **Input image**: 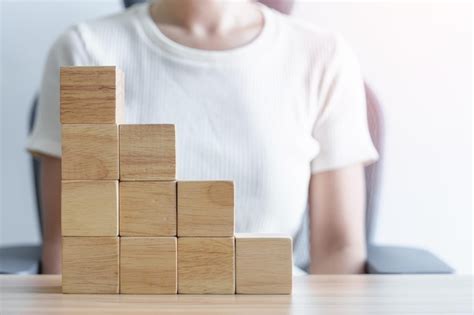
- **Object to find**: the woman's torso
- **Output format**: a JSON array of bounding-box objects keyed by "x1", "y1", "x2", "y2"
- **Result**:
[{"x1": 68, "y1": 3, "x2": 344, "y2": 269}]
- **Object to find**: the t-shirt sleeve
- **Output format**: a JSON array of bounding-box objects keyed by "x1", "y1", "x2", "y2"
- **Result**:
[
  {"x1": 26, "y1": 26, "x2": 90, "y2": 157},
  {"x1": 311, "y1": 34, "x2": 379, "y2": 173}
]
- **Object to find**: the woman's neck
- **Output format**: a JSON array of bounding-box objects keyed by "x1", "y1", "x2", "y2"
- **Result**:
[
  {"x1": 150, "y1": 0, "x2": 263, "y2": 50},
  {"x1": 153, "y1": 0, "x2": 249, "y2": 33}
]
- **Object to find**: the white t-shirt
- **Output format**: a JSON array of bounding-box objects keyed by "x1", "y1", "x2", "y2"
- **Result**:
[{"x1": 28, "y1": 3, "x2": 378, "y2": 272}]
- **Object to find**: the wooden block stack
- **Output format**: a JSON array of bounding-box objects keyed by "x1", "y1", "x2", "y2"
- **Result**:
[
  {"x1": 61, "y1": 66, "x2": 122, "y2": 294},
  {"x1": 177, "y1": 181, "x2": 235, "y2": 294},
  {"x1": 119, "y1": 124, "x2": 177, "y2": 294},
  {"x1": 60, "y1": 66, "x2": 293, "y2": 295}
]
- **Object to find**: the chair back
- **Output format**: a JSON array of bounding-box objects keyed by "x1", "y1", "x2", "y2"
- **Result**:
[
  {"x1": 28, "y1": 97, "x2": 43, "y2": 238},
  {"x1": 123, "y1": 0, "x2": 145, "y2": 8},
  {"x1": 364, "y1": 84, "x2": 384, "y2": 243}
]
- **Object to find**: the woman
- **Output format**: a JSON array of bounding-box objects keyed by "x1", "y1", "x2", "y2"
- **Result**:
[{"x1": 28, "y1": 0, "x2": 378, "y2": 274}]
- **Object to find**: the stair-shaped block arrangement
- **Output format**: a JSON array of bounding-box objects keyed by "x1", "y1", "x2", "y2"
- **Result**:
[{"x1": 60, "y1": 66, "x2": 293, "y2": 295}]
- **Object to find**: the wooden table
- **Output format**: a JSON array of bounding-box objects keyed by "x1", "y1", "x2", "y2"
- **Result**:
[{"x1": 0, "y1": 275, "x2": 472, "y2": 314}]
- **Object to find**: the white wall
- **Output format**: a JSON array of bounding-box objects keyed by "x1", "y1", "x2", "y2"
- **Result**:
[
  {"x1": 1, "y1": 1, "x2": 472, "y2": 273},
  {"x1": 293, "y1": 2, "x2": 472, "y2": 273}
]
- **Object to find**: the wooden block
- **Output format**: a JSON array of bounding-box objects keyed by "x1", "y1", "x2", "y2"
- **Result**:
[
  {"x1": 62, "y1": 124, "x2": 119, "y2": 180},
  {"x1": 119, "y1": 124, "x2": 175, "y2": 180},
  {"x1": 60, "y1": 66, "x2": 124, "y2": 124},
  {"x1": 62, "y1": 180, "x2": 118, "y2": 236},
  {"x1": 235, "y1": 234, "x2": 293, "y2": 294},
  {"x1": 120, "y1": 181, "x2": 176, "y2": 236},
  {"x1": 178, "y1": 237, "x2": 235, "y2": 294},
  {"x1": 120, "y1": 237, "x2": 177, "y2": 294},
  {"x1": 177, "y1": 181, "x2": 234, "y2": 237},
  {"x1": 62, "y1": 237, "x2": 119, "y2": 294}
]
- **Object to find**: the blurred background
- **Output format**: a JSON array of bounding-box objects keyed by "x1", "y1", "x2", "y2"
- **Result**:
[{"x1": 0, "y1": 1, "x2": 472, "y2": 273}]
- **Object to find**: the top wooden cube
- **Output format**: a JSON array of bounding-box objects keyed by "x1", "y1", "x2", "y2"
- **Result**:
[{"x1": 60, "y1": 66, "x2": 124, "y2": 124}]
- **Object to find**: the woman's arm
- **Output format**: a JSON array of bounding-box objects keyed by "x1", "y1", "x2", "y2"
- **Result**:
[
  {"x1": 39, "y1": 155, "x2": 62, "y2": 274},
  {"x1": 308, "y1": 163, "x2": 367, "y2": 274}
]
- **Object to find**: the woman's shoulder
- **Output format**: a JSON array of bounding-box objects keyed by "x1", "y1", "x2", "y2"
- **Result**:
[
  {"x1": 265, "y1": 6, "x2": 351, "y2": 60},
  {"x1": 75, "y1": 3, "x2": 146, "y2": 36},
  {"x1": 49, "y1": 3, "x2": 148, "y2": 65},
  {"x1": 74, "y1": 3, "x2": 147, "y2": 43}
]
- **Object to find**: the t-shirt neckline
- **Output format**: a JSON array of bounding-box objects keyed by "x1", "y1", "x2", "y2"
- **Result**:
[{"x1": 136, "y1": 2, "x2": 275, "y2": 63}]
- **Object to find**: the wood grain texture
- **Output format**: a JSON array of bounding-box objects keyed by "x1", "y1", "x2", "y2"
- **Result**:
[
  {"x1": 60, "y1": 66, "x2": 124, "y2": 124},
  {"x1": 120, "y1": 182, "x2": 176, "y2": 236},
  {"x1": 177, "y1": 181, "x2": 234, "y2": 237},
  {"x1": 235, "y1": 234, "x2": 292, "y2": 294},
  {"x1": 119, "y1": 124, "x2": 176, "y2": 181},
  {"x1": 3, "y1": 275, "x2": 472, "y2": 314},
  {"x1": 178, "y1": 237, "x2": 235, "y2": 294},
  {"x1": 62, "y1": 180, "x2": 118, "y2": 236},
  {"x1": 62, "y1": 124, "x2": 119, "y2": 180},
  {"x1": 62, "y1": 237, "x2": 119, "y2": 294},
  {"x1": 120, "y1": 237, "x2": 177, "y2": 294}
]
